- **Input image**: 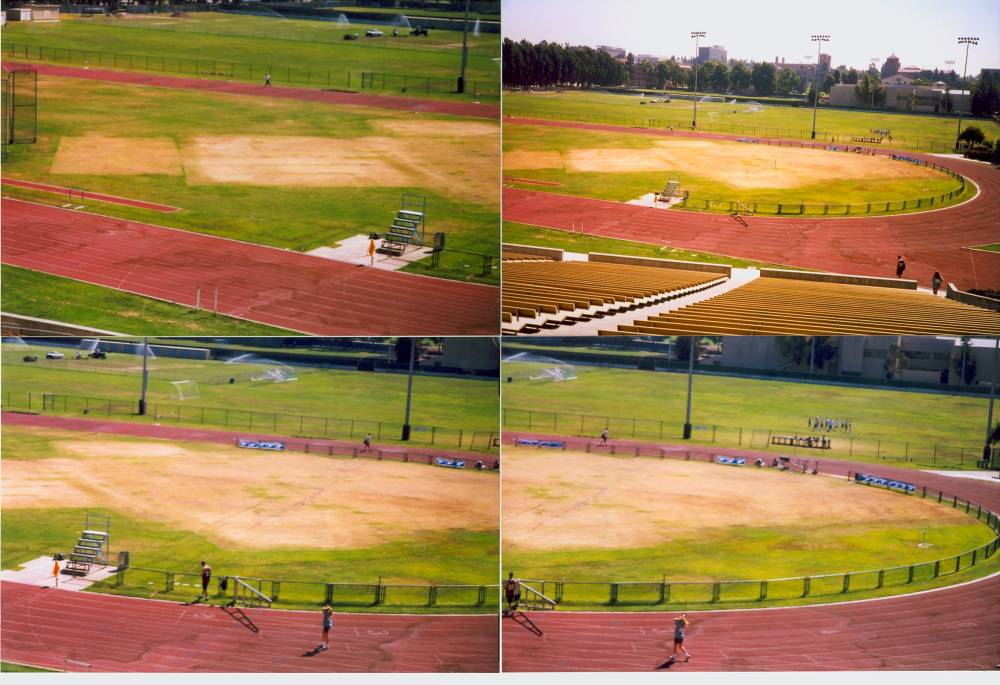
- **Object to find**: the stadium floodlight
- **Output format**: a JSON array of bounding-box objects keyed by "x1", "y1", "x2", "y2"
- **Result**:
[
  {"x1": 954, "y1": 37, "x2": 979, "y2": 151},
  {"x1": 691, "y1": 31, "x2": 706, "y2": 129},
  {"x1": 401, "y1": 338, "x2": 416, "y2": 441},
  {"x1": 809, "y1": 34, "x2": 830, "y2": 139},
  {"x1": 457, "y1": 0, "x2": 471, "y2": 93},
  {"x1": 138, "y1": 337, "x2": 149, "y2": 416},
  {"x1": 683, "y1": 336, "x2": 697, "y2": 440},
  {"x1": 985, "y1": 337, "x2": 998, "y2": 461}
]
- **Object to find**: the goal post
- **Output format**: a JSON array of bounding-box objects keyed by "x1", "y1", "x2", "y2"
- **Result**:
[{"x1": 170, "y1": 380, "x2": 200, "y2": 401}]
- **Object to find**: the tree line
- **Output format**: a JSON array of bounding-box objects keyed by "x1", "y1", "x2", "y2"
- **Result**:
[{"x1": 502, "y1": 39, "x2": 627, "y2": 88}]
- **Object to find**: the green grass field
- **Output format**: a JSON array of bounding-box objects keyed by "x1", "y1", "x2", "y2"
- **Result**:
[
  {"x1": 503, "y1": 122, "x2": 969, "y2": 212},
  {"x1": 503, "y1": 222, "x2": 809, "y2": 270},
  {"x1": 1, "y1": 428, "x2": 499, "y2": 612},
  {"x1": 504, "y1": 90, "x2": 1000, "y2": 152},
  {"x1": 4, "y1": 13, "x2": 499, "y2": 97},
  {"x1": 1, "y1": 265, "x2": 295, "y2": 335},
  {"x1": 501, "y1": 363, "x2": 986, "y2": 468},
  {"x1": 2, "y1": 341, "x2": 499, "y2": 449},
  {"x1": 1, "y1": 662, "x2": 56, "y2": 672},
  {"x1": 503, "y1": 448, "x2": 998, "y2": 610}
]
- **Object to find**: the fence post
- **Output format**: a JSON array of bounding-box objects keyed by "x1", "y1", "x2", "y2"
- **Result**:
[
  {"x1": 907, "y1": 565, "x2": 914, "y2": 583},
  {"x1": 758, "y1": 580, "x2": 767, "y2": 601},
  {"x1": 272, "y1": 580, "x2": 280, "y2": 602},
  {"x1": 165, "y1": 572, "x2": 174, "y2": 593},
  {"x1": 427, "y1": 585, "x2": 437, "y2": 607},
  {"x1": 802, "y1": 576, "x2": 811, "y2": 597},
  {"x1": 841, "y1": 573, "x2": 850, "y2": 593},
  {"x1": 933, "y1": 560, "x2": 940, "y2": 578},
  {"x1": 609, "y1": 583, "x2": 618, "y2": 605},
  {"x1": 876, "y1": 569, "x2": 884, "y2": 589},
  {"x1": 324, "y1": 583, "x2": 334, "y2": 604},
  {"x1": 711, "y1": 582, "x2": 721, "y2": 602},
  {"x1": 658, "y1": 582, "x2": 667, "y2": 604}
]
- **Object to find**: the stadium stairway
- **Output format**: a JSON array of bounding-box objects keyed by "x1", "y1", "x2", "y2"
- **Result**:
[{"x1": 553, "y1": 267, "x2": 759, "y2": 336}]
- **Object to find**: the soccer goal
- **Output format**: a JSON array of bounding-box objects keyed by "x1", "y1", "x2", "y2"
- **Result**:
[
  {"x1": 698, "y1": 95, "x2": 726, "y2": 104},
  {"x1": 251, "y1": 365, "x2": 299, "y2": 383},
  {"x1": 743, "y1": 100, "x2": 765, "y2": 113},
  {"x1": 171, "y1": 380, "x2": 200, "y2": 401}
]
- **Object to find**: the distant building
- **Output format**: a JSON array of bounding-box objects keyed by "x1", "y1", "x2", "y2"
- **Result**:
[
  {"x1": 636, "y1": 54, "x2": 661, "y2": 64},
  {"x1": 774, "y1": 57, "x2": 819, "y2": 83},
  {"x1": 884, "y1": 73, "x2": 915, "y2": 86},
  {"x1": 697, "y1": 45, "x2": 726, "y2": 64},
  {"x1": 597, "y1": 45, "x2": 627, "y2": 60},
  {"x1": 819, "y1": 53, "x2": 832, "y2": 72},
  {"x1": 719, "y1": 336, "x2": 995, "y2": 387},
  {"x1": 6, "y1": 4, "x2": 60, "y2": 22},
  {"x1": 829, "y1": 81, "x2": 970, "y2": 112},
  {"x1": 881, "y1": 53, "x2": 901, "y2": 78}
]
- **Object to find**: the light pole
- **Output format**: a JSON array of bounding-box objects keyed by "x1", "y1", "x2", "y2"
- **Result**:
[
  {"x1": 683, "y1": 336, "x2": 696, "y2": 439},
  {"x1": 691, "y1": 31, "x2": 706, "y2": 129},
  {"x1": 869, "y1": 57, "x2": 879, "y2": 109},
  {"x1": 809, "y1": 34, "x2": 829, "y2": 139},
  {"x1": 138, "y1": 336, "x2": 149, "y2": 415},
  {"x1": 401, "y1": 337, "x2": 417, "y2": 441},
  {"x1": 954, "y1": 37, "x2": 978, "y2": 151},
  {"x1": 457, "y1": 0, "x2": 471, "y2": 93},
  {"x1": 985, "y1": 337, "x2": 998, "y2": 463}
]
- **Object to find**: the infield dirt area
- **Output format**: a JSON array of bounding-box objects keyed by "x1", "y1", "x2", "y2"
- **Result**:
[
  {"x1": 48, "y1": 119, "x2": 499, "y2": 200},
  {"x1": 3, "y1": 427, "x2": 498, "y2": 550},
  {"x1": 502, "y1": 449, "x2": 972, "y2": 552},
  {"x1": 504, "y1": 137, "x2": 947, "y2": 189}
]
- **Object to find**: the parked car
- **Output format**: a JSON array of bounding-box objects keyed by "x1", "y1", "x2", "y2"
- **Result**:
[
  {"x1": 365, "y1": 29, "x2": 384, "y2": 37},
  {"x1": 45, "y1": 351, "x2": 64, "y2": 359}
]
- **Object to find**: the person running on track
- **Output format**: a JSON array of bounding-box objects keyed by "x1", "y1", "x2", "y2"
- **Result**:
[
  {"x1": 667, "y1": 612, "x2": 691, "y2": 664},
  {"x1": 319, "y1": 603, "x2": 333, "y2": 651},
  {"x1": 200, "y1": 561, "x2": 212, "y2": 599}
]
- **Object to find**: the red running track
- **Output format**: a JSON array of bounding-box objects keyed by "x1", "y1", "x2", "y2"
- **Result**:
[
  {"x1": 0, "y1": 199, "x2": 499, "y2": 335},
  {"x1": 22, "y1": 63, "x2": 499, "y2": 120},
  {"x1": 1, "y1": 581, "x2": 498, "y2": 672},
  {"x1": 503, "y1": 432, "x2": 1000, "y2": 671},
  {"x1": 2, "y1": 177, "x2": 181, "y2": 213},
  {"x1": 2, "y1": 412, "x2": 497, "y2": 464},
  {"x1": 503, "y1": 118, "x2": 1000, "y2": 291}
]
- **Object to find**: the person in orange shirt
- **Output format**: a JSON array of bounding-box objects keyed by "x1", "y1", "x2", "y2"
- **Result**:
[
  {"x1": 368, "y1": 237, "x2": 376, "y2": 266},
  {"x1": 52, "y1": 557, "x2": 61, "y2": 588}
]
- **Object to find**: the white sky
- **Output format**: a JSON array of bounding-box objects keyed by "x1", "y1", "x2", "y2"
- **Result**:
[{"x1": 503, "y1": 0, "x2": 1000, "y2": 74}]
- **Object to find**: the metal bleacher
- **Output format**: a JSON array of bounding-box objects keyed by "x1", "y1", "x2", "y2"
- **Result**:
[
  {"x1": 377, "y1": 193, "x2": 426, "y2": 257},
  {"x1": 65, "y1": 514, "x2": 110, "y2": 576}
]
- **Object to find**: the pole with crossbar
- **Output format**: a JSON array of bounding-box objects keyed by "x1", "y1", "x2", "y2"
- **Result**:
[
  {"x1": 683, "y1": 336, "x2": 696, "y2": 439},
  {"x1": 401, "y1": 338, "x2": 416, "y2": 441},
  {"x1": 691, "y1": 31, "x2": 706, "y2": 129},
  {"x1": 954, "y1": 37, "x2": 978, "y2": 151},
  {"x1": 810, "y1": 34, "x2": 829, "y2": 139},
  {"x1": 138, "y1": 337, "x2": 149, "y2": 415}
]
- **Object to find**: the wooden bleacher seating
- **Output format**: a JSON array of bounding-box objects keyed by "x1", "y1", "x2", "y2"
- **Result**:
[{"x1": 599, "y1": 276, "x2": 1000, "y2": 336}]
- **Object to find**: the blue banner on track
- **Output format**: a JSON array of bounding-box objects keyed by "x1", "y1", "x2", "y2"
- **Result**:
[
  {"x1": 435, "y1": 457, "x2": 465, "y2": 469},
  {"x1": 854, "y1": 472, "x2": 916, "y2": 493},
  {"x1": 516, "y1": 439, "x2": 565, "y2": 448},
  {"x1": 238, "y1": 439, "x2": 285, "y2": 451}
]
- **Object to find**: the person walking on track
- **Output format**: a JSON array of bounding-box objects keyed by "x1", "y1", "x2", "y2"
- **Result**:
[
  {"x1": 319, "y1": 603, "x2": 333, "y2": 651},
  {"x1": 363, "y1": 433, "x2": 373, "y2": 452},
  {"x1": 200, "y1": 561, "x2": 212, "y2": 599},
  {"x1": 504, "y1": 573, "x2": 520, "y2": 615},
  {"x1": 667, "y1": 613, "x2": 691, "y2": 664},
  {"x1": 601, "y1": 427, "x2": 609, "y2": 445},
  {"x1": 264, "y1": 71, "x2": 272, "y2": 87},
  {"x1": 895, "y1": 255, "x2": 906, "y2": 278}
]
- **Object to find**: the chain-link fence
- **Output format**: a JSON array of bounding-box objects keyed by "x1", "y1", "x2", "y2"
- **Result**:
[
  {"x1": 3, "y1": 391, "x2": 498, "y2": 451},
  {"x1": 502, "y1": 407, "x2": 982, "y2": 467},
  {"x1": 3, "y1": 44, "x2": 498, "y2": 98}
]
